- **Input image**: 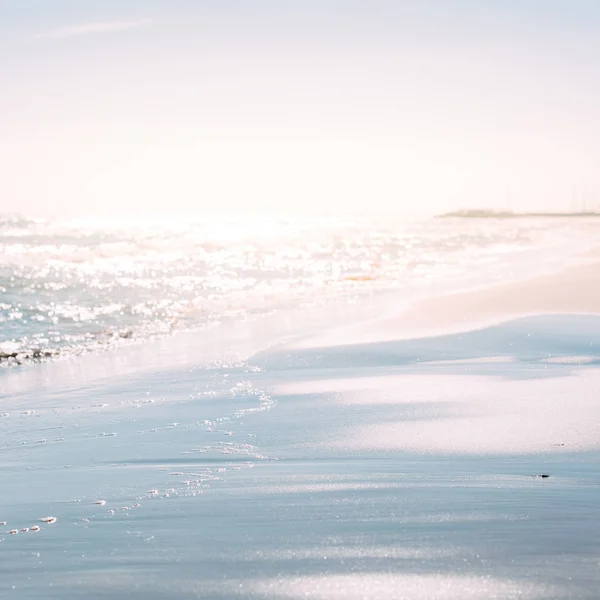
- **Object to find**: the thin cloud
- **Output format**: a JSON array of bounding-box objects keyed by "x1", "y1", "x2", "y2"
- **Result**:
[{"x1": 31, "y1": 18, "x2": 153, "y2": 40}]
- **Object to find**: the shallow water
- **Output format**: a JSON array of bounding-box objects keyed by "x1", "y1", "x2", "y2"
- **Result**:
[
  {"x1": 1, "y1": 312, "x2": 599, "y2": 599},
  {"x1": 2, "y1": 213, "x2": 598, "y2": 363}
]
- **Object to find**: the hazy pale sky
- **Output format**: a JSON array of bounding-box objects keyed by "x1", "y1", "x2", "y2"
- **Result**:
[{"x1": 2, "y1": 0, "x2": 600, "y2": 217}]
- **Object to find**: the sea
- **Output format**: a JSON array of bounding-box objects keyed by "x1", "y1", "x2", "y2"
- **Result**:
[{"x1": 2, "y1": 212, "x2": 599, "y2": 367}]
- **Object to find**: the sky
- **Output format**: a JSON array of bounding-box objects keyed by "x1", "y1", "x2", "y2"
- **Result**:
[{"x1": 1, "y1": 0, "x2": 600, "y2": 217}]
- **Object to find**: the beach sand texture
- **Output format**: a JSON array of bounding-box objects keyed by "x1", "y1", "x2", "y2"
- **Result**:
[
  {"x1": 291, "y1": 259, "x2": 600, "y2": 346},
  {"x1": 1, "y1": 259, "x2": 599, "y2": 599}
]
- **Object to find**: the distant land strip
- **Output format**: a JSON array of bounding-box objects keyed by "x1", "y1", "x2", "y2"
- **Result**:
[{"x1": 437, "y1": 209, "x2": 600, "y2": 219}]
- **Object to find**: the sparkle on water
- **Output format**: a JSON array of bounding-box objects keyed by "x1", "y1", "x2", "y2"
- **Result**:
[{"x1": 1, "y1": 212, "x2": 598, "y2": 364}]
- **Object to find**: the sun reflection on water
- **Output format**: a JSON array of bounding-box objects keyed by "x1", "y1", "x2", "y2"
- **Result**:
[{"x1": 1, "y1": 212, "x2": 596, "y2": 363}]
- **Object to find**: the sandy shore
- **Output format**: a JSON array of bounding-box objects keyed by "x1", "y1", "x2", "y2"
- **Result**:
[
  {"x1": 398, "y1": 259, "x2": 600, "y2": 334},
  {"x1": 293, "y1": 258, "x2": 600, "y2": 348}
]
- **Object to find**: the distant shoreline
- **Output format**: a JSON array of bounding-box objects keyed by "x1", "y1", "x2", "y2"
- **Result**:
[{"x1": 438, "y1": 209, "x2": 600, "y2": 219}]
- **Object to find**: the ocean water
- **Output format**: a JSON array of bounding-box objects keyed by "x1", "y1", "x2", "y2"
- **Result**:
[{"x1": 1, "y1": 213, "x2": 598, "y2": 366}]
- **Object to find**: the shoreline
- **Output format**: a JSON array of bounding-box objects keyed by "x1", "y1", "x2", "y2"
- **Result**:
[
  {"x1": 2, "y1": 253, "x2": 599, "y2": 407},
  {"x1": 291, "y1": 257, "x2": 600, "y2": 348}
]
